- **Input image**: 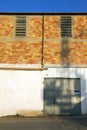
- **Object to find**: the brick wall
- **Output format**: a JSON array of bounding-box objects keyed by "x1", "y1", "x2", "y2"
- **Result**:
[
  {"x1": 44, "y1": 15, "x2": 87, "y2": 65},
  {"x1": 0, "y1": 14, "x2": 87, "y2": 66},
  {"x1": 0, "y1": 15, "x2": 42, "y2": 64}
]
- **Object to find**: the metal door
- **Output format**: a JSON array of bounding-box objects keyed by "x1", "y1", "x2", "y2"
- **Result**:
[
  {"x1": 44, "y1": 78, "x2": 81, "y2": 116},
  {"x1": 69, "y1": 78, "x2": 81, "y2": 115},
  {"x1": 44, "y1": 79, "x2": 55, "y2": 114}
]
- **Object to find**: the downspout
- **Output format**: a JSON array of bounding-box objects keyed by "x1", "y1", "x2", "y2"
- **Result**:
[{"x1": 41, "y1": 15, "x2": 44, "y2": 69}]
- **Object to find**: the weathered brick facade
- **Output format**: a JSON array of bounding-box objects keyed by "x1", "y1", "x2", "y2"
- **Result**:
[{"x1": 0, "y1": 14, "x2": 87, "y2": 66}]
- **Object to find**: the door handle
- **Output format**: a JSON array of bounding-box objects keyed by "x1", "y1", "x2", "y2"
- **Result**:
[{"x1": 74, "y1": 90, "x2": 80, "y2": 95}]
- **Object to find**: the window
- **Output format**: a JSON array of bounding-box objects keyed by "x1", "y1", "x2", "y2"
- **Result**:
[
  {"x1": 15, "y1": 16, "x2": 26, "y2": 37},
  {"x1": 60, "y1": 16, "x2": 72, "y2": 38}
]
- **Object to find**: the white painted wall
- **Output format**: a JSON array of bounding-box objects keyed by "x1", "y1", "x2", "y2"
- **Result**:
[
  {"x1": 44, "y1": 67, "x2": 87, "y2": 115},
  {"x1": 0, "y1": 70, "x2": 43, "y2": 117},
  {"x1": 0, "y1": 67, "x2": 87, "y2": 117}
]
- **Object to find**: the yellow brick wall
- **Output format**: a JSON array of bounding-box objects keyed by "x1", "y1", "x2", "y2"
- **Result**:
[
  {"x1": 73, "y1": 16, "x2": 87, "y2": 39},
  {"x1": 0, "y1": 16, "x2": 14, "y2": 38},
  {"x1": 0, "y1": 15, "x2": 87, "y2": 66},
  {"x1": 44, "y1": 15, "x2": 87, "y2": 65},
  {"x1": 27, "y1": 16, "x2": 42, "y2": 39},
  {"x1": 44, "y1": 16, "x2": 60, "y2": 38},
  {"x1": 0, "y1": 15, "x2": 42, "y2": 64},
  {"x1": 0, "y1": 41, "x2": 42, "y2": 64}
]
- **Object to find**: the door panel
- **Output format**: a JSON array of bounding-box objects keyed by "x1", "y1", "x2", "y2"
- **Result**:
[
  {"x1": 55, "y1": 79, "x2": 70, "y2": 115},
  {"x1": 69, "y1": 79, "x2": 81, "y2": 115},
  {"x1": 44, "y1": 78, "x2": 81, "y2": 116},
  {"x1": 44, "y1": 99, "x2": 55, "y2": 114},
  {"x1": 44, "y1": 79, "x2": 55, "y2": 114}
]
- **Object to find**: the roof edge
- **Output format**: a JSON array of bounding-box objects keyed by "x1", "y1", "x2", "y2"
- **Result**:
[{"x1": 0, "y1": 12, "x2": 87, "y2": 15}]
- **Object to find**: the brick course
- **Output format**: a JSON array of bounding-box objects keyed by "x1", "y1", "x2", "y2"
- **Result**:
[{"x1": 0, "y1": 41, "x2": 42, "y2": 64}]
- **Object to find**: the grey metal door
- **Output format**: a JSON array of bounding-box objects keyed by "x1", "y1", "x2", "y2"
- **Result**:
[
  {"x1": 44, "y1": 78, "x2": 81, "y2": 116},
  {"x1": 44, "y1": 79, "x2": 55, "y2": 114}
]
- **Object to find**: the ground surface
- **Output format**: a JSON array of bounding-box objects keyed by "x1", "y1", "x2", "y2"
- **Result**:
[{"x1": 0, "y1": 116, "x2": 87, "y2": 130}]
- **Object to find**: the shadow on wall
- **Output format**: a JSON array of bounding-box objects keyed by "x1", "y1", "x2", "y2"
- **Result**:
[
  {"x1": 44, "y1": 38, "x2": 87, "y2": 127},
  {"x1": 61, "y1": 38, "x2": 70, "y2": 65}
]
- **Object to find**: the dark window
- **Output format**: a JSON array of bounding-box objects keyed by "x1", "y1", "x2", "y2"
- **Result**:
[
  {"x1": 61, "y1": 16, "x2": 72, "y2": 38},
  {"x1": 15, "y1": 16, "x2": 26, "y2": 37}
]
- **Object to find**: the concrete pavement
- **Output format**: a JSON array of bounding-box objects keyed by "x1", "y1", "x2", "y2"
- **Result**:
[{"x1": 0, "y1": 116, "x2": 87, "y2": 130}]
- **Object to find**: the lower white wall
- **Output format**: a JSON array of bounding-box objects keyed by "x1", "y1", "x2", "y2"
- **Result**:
[
  {"x1": 44, "y1": 67, "x2": 87, "y2": 115},
  {"x1": 0, "y1": 67, "x2": 87, "y2": 117},
  {"x1": 0, "y1": 70, "x2": 43, "y2": 117}
]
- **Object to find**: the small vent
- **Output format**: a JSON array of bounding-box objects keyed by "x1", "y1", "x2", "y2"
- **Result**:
[
  {"x1": 16, "y1": 16, "x2": 26, "y2": 37},
  {"x1": 61, "y1": 16, "x2": 72, "y2": 38}
]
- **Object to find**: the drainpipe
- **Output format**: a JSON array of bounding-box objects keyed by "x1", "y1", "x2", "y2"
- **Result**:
[{"x1": 41, "y1": 15, "x2": 44, "y2": 69}]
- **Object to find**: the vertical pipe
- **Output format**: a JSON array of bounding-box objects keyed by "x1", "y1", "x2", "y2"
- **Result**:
[{"x1": 41, "y1": 15, "x2": 44, "y2": 68}]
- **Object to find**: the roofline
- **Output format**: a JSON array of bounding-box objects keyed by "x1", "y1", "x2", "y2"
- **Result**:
[{"x1": 0, "y1": 12, "x2": 87, "y2": 15}]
